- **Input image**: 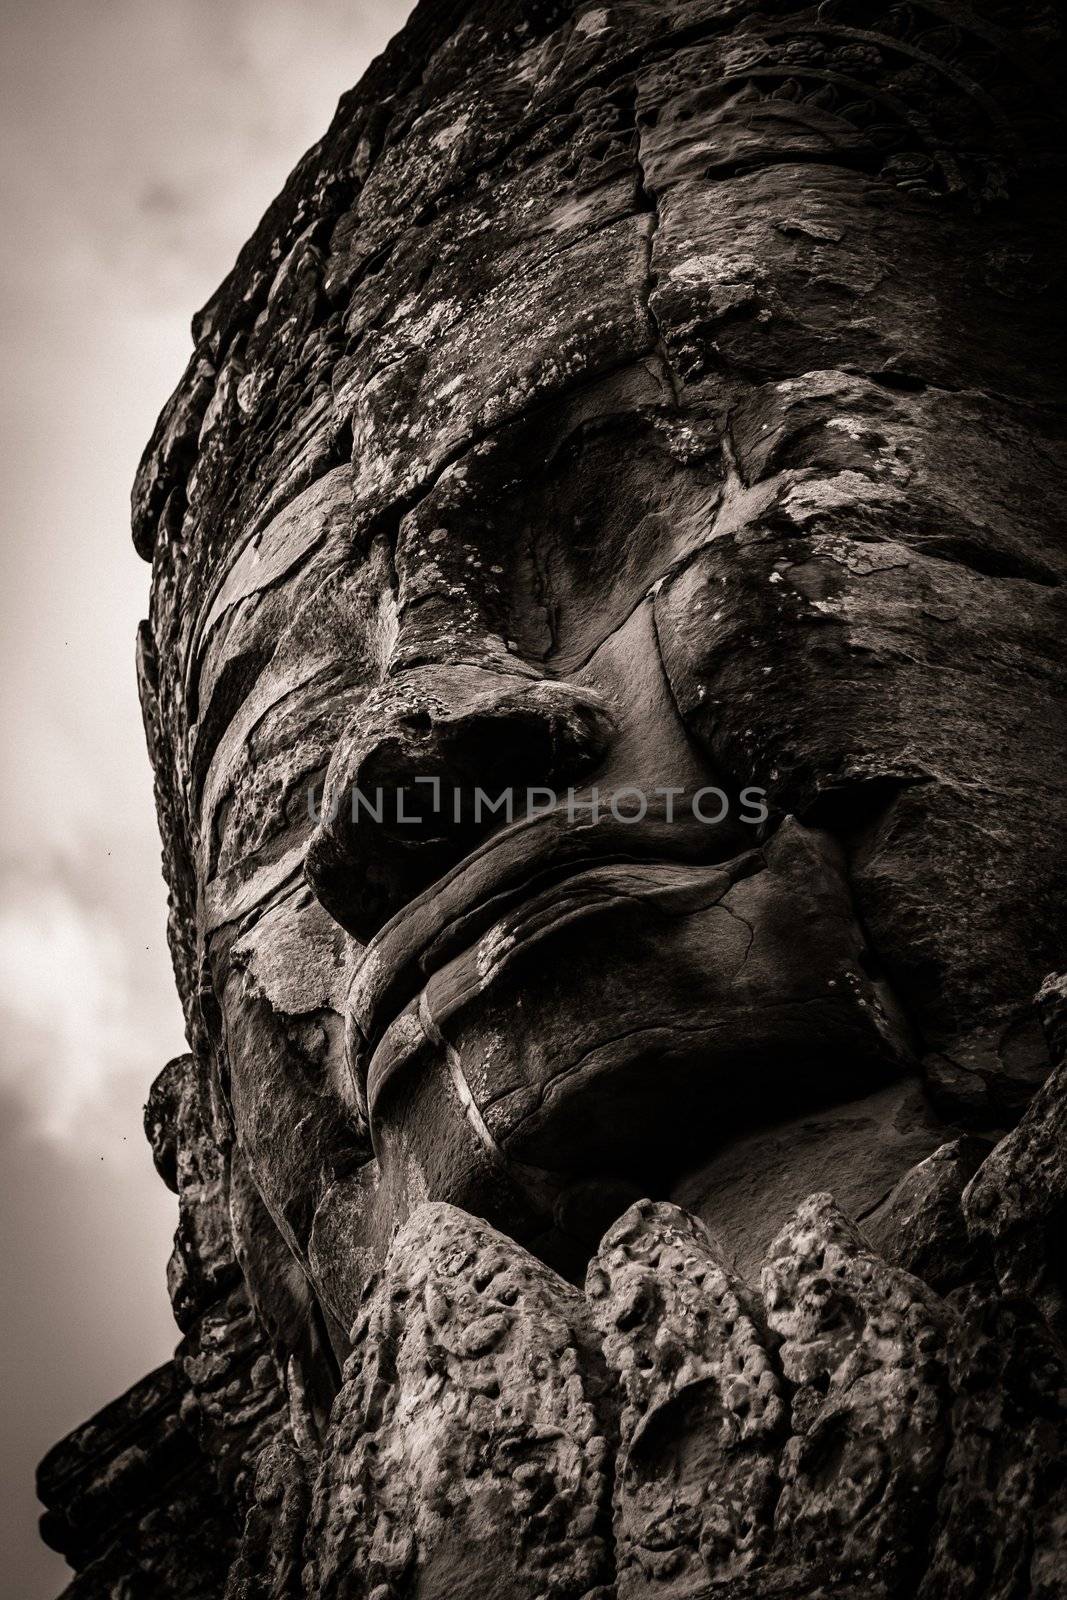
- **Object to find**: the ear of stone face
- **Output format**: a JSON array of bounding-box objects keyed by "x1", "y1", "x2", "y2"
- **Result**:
[
  {"x1": 303, "y1": 1201, "x2": 617, "y2": 1600},
  {"x1": 146, "y1": 1052, "x2": 294, "y2": 1513},
  {"x1": 586, "y1": 1199, "x2": 786, "y2": 1595},
  {"x1": 145, "y1": 1052, "x2": 240, "y2": 1332}
]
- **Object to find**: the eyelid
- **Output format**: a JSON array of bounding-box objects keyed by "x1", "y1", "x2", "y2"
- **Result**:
[{"x1": 189, "y1": 641, "x2": 277, "y2": 806}]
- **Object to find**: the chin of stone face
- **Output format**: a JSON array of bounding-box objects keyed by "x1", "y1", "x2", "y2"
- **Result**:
[{"x1": 37, "y1": 3, "x2": 1067, "y2": 1597}]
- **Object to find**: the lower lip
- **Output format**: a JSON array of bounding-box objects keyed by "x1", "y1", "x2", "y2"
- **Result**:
[
  {"x1": 346, "y1": 809, "x2": 748, "y2": 1083},
  {"x1": 361, "y1": 853, "x2": 749, "y2": 1122}
]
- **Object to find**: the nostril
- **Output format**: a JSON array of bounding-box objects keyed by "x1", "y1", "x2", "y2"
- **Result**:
[
  {"x1": 304, "y1": 666, "x2": 616, "y2": 942},
  {"x1": 447, "y1": 708, "x2": 566, "y2": 786}
]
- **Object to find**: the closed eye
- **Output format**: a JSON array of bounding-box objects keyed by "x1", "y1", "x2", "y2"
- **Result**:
[{"x1": 189, "y1": 642, "x2": 276, "y2": 805}]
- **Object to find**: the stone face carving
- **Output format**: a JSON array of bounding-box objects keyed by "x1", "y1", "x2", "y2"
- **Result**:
[{"x1": 40, "y1": 1, "x2": 1066, "y2": 1595}]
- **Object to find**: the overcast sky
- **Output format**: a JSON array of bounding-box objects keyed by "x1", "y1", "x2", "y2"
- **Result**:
[{"x1": 0, "y1": 3, "x2": 411, "y2": 1592}]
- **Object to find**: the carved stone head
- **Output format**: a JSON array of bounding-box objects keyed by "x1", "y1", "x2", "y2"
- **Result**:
[{"x1": 133, "y1": 0, "x2": 1064, "y2": 1372}]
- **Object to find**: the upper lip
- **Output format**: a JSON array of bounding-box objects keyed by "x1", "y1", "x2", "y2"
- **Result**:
[{"x1": 345, "y1": 800, "x2": 752, "y2": 1094}]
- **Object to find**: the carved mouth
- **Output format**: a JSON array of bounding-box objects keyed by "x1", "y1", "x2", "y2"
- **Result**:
[{"x1": 345, "y1": 802, "x2": 749, "y2": 1114}]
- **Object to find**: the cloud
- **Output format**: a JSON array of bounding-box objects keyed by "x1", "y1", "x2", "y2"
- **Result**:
[
  {"x1": 0, "y1": 866, "x2": 152, "y2": 1144},
  {"x1": 1, "y1": 0, "x2": 414, "y2": 315}
]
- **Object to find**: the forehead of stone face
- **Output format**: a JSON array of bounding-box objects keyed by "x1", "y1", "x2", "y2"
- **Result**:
[{"x1": 135, "y1": 0, "x2": 1062, "y2": 592}]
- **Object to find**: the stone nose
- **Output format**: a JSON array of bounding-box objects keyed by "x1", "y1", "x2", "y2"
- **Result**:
[{"x1": 305, "y1": 664, "x2": 616, "y2": 942}]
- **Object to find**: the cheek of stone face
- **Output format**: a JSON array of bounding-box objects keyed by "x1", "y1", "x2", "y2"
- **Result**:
[
  {"x1": 649, "y1": 375, "x2": 1067, "y2": 1074},
  {"x1": 210, "y1": 894, "x2": 368, "y2": 1263}
]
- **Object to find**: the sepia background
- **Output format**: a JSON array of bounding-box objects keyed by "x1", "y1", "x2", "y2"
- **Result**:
[{"x1": 0, "y1": 3, "x2": 412, "y2": 1592}]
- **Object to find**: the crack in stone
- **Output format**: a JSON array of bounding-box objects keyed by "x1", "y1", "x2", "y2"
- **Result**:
[
  {"x1": 719, "y1": 895, "x2": 757, "y2": 978},
  {"x1": 633, "y1": 101, "x2": 683, "y2": 410}
]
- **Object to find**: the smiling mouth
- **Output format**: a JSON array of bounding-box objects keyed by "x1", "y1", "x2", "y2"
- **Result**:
[{"x1": 344, "y1": 800, "x2": 758, "y2": 1112}]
